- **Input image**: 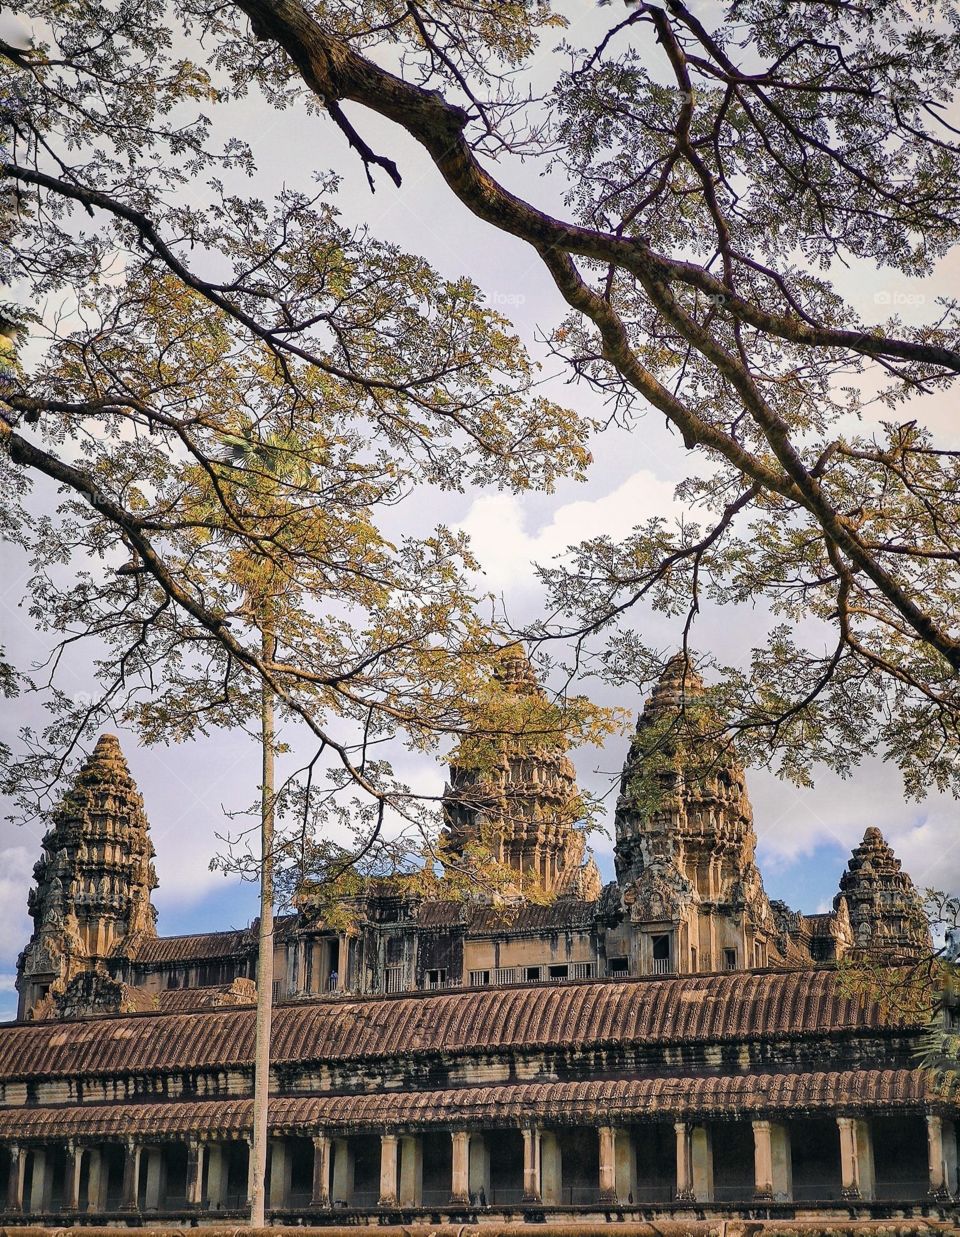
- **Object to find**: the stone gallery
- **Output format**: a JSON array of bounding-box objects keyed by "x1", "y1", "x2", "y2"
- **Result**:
[{"x1": 0, "y1": 654, "x2": 954, "y2": 1223}]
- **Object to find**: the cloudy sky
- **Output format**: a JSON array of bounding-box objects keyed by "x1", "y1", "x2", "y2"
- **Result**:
[{"x1": 2, "y1": 1, "x2": 958, "y2": 1022}]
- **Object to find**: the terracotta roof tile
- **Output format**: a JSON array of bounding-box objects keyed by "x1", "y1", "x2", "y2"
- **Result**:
[
  {"x1": 129, "y1": 929, "x2": 254, "y2": 964},
  {"x1": 467, "y1": 902, "x2": 595, "y2": 934},
  {"x1": 0, "y1": 969, "x2": 913, "y2": 1082},
  {"x1": 416, "y1": 902, "x2": 464, "y2": 929},
  {"x1": 155, "y1": 984, "x2": 255, "y2": 1013},
  {"x1": 0, "y1": 1070, "x2": 930, "y2": 1140}
]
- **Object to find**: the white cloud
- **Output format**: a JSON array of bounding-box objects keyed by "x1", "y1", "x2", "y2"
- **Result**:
[
  {"x1": 0, "y1": 974, "x2": 18, "y2": 1021},
  {"x1": 456, "y1": 468, "x2": 681, "y2": 600},
  {"x1": 0, "y1": 12, "x2": 32, "y2": 48},
  {"x1": 0, "y1": 845, "x2": 34, "y2": 957},
  {"x1": 750, "y1": 761, "x2": 960, "y2": 894}
]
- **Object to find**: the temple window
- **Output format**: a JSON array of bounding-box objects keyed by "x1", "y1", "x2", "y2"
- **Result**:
[
  {"x1": 425, "y1": 968, "x2": 446, "y2": 989},
  {"x1": 651, "y1": 934, "x2": 671, "y2": 975},
  {"x1": 723, "y1": 948, "x2": 738, "y2": 970},
  {"x1": 525, "y1": 966, "x2": 542, "y2": 982},
  {"x1": 548, "y1": 964, "x2": 569, "y2": 980},
  {"x1": 468, "y1": 969, "x2": 491, "y2": 986},
  {"x1": 608, "y1": 956, "x2": 629, "y2": 976}
]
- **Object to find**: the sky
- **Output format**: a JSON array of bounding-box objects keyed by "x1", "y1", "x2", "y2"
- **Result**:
[{"x1": 2, "y1": 1, "x2": 959, "y2": 1022}]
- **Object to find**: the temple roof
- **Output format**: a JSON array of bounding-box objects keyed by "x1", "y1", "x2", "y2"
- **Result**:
[
  {"x1": 0, "y1": 968, "x2": 917, "y2": 1080},
  {"x1": 0, "y1": 1069, "x2": 932, "y2": 1139},
  {"x1": 415, "y1": 900, "x2": 597, "y2": 932},
  {"x1": 126, "y1": 928, "x2": 254, "y2": 963}
]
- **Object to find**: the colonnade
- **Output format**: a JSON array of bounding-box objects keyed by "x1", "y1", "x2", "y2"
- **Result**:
[{"x1": 1, "y1": 1113, "x2": 954, "y2": 1215}]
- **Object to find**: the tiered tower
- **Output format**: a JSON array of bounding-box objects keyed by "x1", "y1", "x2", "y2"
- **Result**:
[
  {"x1": 613, "y1": 653, "x2": 774, "y2": 972},
  {"x1": 16, "y1": 734, "x2": 157, "y2": 1018},
  {"x1": 835, "y1": 827, "x2": 929, "y2": 960},
  {"x1": 443, "y1": 647, "x2": 601, "y2": 899}
]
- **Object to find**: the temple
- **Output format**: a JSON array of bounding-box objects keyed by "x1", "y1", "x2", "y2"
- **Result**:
[{"x1": 1, "y1": 652, "x2": 955, "y2": 1226}]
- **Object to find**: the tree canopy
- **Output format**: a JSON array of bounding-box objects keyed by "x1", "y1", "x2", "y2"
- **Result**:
[{"x1": 5, "y1": 0, "x2": 960, "y2": 819}]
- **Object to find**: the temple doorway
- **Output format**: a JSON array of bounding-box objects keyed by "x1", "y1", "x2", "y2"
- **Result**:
[
  {"x1": 790, "y1": 1119, "x2": 842, "y2": 1200},
  {"x1": 711, "y1": 1122, "x2": 754, "y2": 1201},
  {"x1": 873, "y1": 1116, "x2": 928, "y2": 1200}
]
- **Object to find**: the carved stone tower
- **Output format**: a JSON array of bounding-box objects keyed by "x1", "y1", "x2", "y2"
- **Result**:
[
  {"x1": 613, "y1": 653, "x2": 774, "y2": 973},
  {"x1": 443, "y1": 646, "x2": 600, "y2": 899},
  {"x1": 16, "y1": 733, "x2": 157, "y2": 1018},
  {"x1": 834, "y1": 827, "x2": 929, "y2": 960}
]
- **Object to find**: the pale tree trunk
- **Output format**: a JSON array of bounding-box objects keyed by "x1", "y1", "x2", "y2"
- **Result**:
[{"x1": 249, "y1": 618, "x2": 275, "y2": 1226}]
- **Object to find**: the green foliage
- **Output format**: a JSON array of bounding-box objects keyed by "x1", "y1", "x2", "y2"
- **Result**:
[{"x1": 8, "y1": 0, "x2": 960, "y2": 844}]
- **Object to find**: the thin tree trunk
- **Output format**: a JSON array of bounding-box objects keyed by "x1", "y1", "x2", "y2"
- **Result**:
[{"x1": 249, "y1": 618, "x2": 275, "y2": 1226}]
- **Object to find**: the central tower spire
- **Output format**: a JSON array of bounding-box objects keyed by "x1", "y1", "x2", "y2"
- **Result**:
[
  {"x1": 613, "y1": 653, "x2": 774, "y2": 972},
  {"x1": 442, "y1": 645, "x2": 600, "y2": 899}
]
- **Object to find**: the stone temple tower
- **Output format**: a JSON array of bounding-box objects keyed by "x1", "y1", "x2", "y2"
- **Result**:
[
  {"x1": 16, "y1": 734, "x2": 157, "y2": 1018},
  {"x1": 443, "y1": 646, "x2": 601, "y2": 899},
  {"x1": 612, "y1": 653, "x2": 775, "y2": 973},
  {"x1": 834, "y1": 827, "x2": 929, "y2": 960}
]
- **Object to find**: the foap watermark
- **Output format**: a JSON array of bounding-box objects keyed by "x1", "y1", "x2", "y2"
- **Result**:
[
  {"x1": 489, "y1": 291, "x2": 526, "y2": 308},
  {"x1": 874, "y1": 289, "x2": 926, "y2": 307}
]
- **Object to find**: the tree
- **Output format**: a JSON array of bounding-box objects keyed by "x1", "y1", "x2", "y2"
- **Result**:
[
  {"x1": 6, "y1": 5, "x2": 960, "y2": 821},
  {"x1": 194, "y1": 425, "x2": 308, "y2": 1226},
  {"x1": 1, "y1": 252, "x2": 613, "y2": 1214},
  {"x1": 1, "y1": 25, "x2": 619, "y2": 1205}
]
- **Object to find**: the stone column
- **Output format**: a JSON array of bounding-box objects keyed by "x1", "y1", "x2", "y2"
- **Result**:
[
  {"x1": 838, "y1": 1117, "x2": 875, "y2": 1201},
  {"x1": 469, "y1": 1135, "x2": 490, "y2": 1202},
  {"x1": 856, "y1": 1120, "x2": 875, "y2": 1202},
  {"x1": 268, "y1": 1139, "x2": 291, "y2": 1210},
  {"x1": 65, "y1": 1143, "x2": 84, "y2": 1212},
  {"x1": 753, "y1": 1120, "x2": 774, "y2": 1200},
  {"x1": 143, "y1": 1147, "x2": 165, "y2": 1212},
  {"x1": 691, "y1": 1126, "x2": 713, "y2": 1202},
  {"x1": 927, "y1": 1114, "x2": 956, "y2": 1199},
  {"x1": 398, "y1": 1136, "x2": 422, "y2": 1207},
  {"x1": 674, "y1": 1122, "x2": 695, "y2": 1201},
  {"x1": 185, "y1": 1139, "x2": 204, "y2": 1208},
  {"x1": 944, "y1": 1117, "x2": 958, "y2": 1197},
  {"x1": 86, "y1": 1148, "x2": 105, "y2": 1212},
  {"x1": 838, "y1": 1117, "x2": 858, "y2": 1199},
  {"x1": 331, "y1": 1138, "x2": 353, "y2": 1206},
  {"x1": 6, "y1": 1144, "x2": 24, "y2": 1212},
  {"x1": 769, "y1": 1123, "x2": 792, "y2": 1202},
  {"x1": 30, "y1": 1148, "x2": 50, "y2": 1213},
  {"x1": 120, "y1": 1140, "x2": 141, "y2": 1211},
  {"x1": 205, "y1": 1144, "x2": 226, "y2": 1210},
  {"x1": 614, "y1": 1128, "x2": 637, "y2": 1205},
  {"x1": 311, "y1": 1135, "x2": 331, "y2": 1207},
  {"x1": 540, "y1": 1132, "x2": 562, "y2": 1205},
  {"x1": 598, "y1": 1126, "x2": 617, "y2": 1202},
  {"x1": 450, "y1": 1131, "x2": 471, "y2": 1204},
  {"x1": 522, "y1": 1127, "x2": 541, "y2": 1203},
  {"x1": 378, "y1": 1133, "x2": 399, "y2": 1207}
]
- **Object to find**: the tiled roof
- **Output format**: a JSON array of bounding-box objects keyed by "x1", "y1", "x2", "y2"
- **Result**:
[
  {"x1": 155, "y1": 985, "x2": 254, "y2": 1012},
  {"x1": 128, "y1": 929, "x2": 254, "y2": 963},
  {"x1": 0, "y1": 1070, "x2": 931, "y2": 1138},
  {"x1": 467, "y1": 901, "x2": 596, "y2": 934},
  {"x1": 0, "y1": 968, "x2": 914, "y2": 1081},
  {"x1": 414, "y1": 899, "x2": 597, "y2": 932},
  {"x1": 416, "y1": 901, "x2": 464, "y2": 929}
]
